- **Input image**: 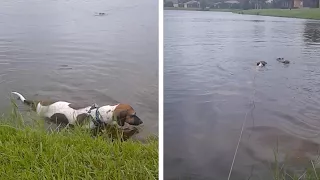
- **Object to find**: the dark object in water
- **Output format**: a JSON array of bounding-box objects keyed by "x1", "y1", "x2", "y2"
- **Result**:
[
  {"x1": 58, "y1": 65, "x2": 72, "y2": 70},
  {"x1": 58, "y1": 67, "x2": 73, "y2": 70},
  {"x1": 276, "y1": 57, "x2": 284, "y2": 61},
  {"x1": 257, "y1": 61, "x2": 267, "y2": 67},
  {"x1": 276, "y1": 57, "x2": 290, "y2": 64},
  {"x1": 95, "y1": 12, "x2": 106, "y2": 16},
  {"x1": 282, "y1": 60, "x2": 290, "y2": 64}
]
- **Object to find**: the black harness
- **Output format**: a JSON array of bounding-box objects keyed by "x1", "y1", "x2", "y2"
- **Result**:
[{"x1": 87, "y1": 104, "x2": 104, "y2": 126}]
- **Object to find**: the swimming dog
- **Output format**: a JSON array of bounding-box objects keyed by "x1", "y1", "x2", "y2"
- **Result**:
[
  {"x1": 257, "y1": 61, "x2": 267, "y2": 67},
  {"x1": 276, "y1": 57, "x2": 290, "y2": 64}
]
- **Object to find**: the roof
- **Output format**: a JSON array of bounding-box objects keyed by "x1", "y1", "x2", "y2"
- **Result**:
[
  {"x1": 185, "y1": 0, "x2": 200, "y2": 4},
  {"x1": 224, "y1": 0, "x2": 240, "y2": 3}
]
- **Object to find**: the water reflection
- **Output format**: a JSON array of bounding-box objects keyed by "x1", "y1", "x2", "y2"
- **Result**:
[
  {"x1": 0, "y1": 0, "x2": 158, "y2": 139},
  {"x1": 304, "y1": 21, "x2": 320, "y2": 43}
]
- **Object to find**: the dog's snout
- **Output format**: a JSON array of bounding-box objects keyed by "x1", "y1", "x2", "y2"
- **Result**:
[{"x1": 132, "y1": 115, "x2": 143, "y2": 125}]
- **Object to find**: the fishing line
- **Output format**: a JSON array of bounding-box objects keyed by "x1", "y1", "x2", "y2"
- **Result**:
[
  {"x1": 248, "y1": 70, "x2": 257, "y2": 139},
  {"x1": 227, "y1": 67, "x2": 259, "y2": 180}
]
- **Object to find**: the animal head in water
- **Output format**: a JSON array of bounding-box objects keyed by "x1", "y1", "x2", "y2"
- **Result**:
[
  {"x1": 113, "y1": 104, "x2": 143, "y2": 126},
  {"x1": 257, "y1": 61, "x2": 267, "y2": 67},
  {"x1": 276, "y1": 58, "x2": 290, "y2": 64},
  {"x1": 282, "y1": 60, "x2": 290, "y2": 64}
]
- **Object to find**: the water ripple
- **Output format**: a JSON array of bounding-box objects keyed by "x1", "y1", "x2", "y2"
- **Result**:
[
  {"x1": 165, "y1": 10, "x2": 320, "y2": 180},
  {"x1": 0, "y1": 0, "x2": 158, "y2": 140}
]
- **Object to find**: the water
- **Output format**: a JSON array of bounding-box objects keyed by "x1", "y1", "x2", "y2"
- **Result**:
[
  {"x1": 0, "y1": 0, "x2": 158, "y2": 139},
  {"x1": 164, "y1": 10, "x2": 320, "y2": 180}
]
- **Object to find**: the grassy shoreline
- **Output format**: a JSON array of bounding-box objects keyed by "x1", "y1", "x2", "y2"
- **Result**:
[
  {"x1": 236, "y1": 8, "x2": 320, "y2": 20},
  {"x1": 0, "y1": 107, "x2": 158, "y2": 179},
  {"x1": 164, "y1": 7, "x2": 320, "y2": 20},
  {"x1": 164, "y1": 7, "x2": 237, "y2": 12}
]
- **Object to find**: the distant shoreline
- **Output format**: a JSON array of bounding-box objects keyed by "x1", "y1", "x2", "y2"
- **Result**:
[
  {"x1": 164, "y1": 7, "x2": 236, "y2": 12},
  {"x1": 236, "y1": 8, "x2": 320, "y2": 20},
  {"x1": 164, "y1": 7, "x2": 320, "y2": 20}
]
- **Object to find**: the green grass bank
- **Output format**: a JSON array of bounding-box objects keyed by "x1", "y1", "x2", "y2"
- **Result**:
[
  {"x1": 269, "y1": 148, "x2": 320, "y2": 180},
  {"x1": 236, "y1": 8, "x2": 320, "y2": 20},
  {"x1": 164, "y1": 7, "x2": 320, "y2": 20},
  {"x1": 0, "y1": 107, "x2": 158, "y2": 180},
  {"x1": 164, "y1": 7, "x2": 238, "y2": 12}
]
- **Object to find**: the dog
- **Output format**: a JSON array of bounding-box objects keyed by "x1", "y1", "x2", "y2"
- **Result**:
[
  {"x1": 257, "y1": 61, "x2": 267, "y2": 67},
  {"x1": 11, "y1": 92, "x2": 143, "y2": 129},
  {"x1": 276, "y1": 57, "x2": 290, "y2": 64}
]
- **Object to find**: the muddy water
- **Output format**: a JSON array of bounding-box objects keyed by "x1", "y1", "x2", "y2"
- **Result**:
[{"x1": 164, "y1": 10, "x2": 320, "y2": 179}]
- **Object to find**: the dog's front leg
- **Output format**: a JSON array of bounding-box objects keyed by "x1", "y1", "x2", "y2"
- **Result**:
[{"x1": 84, "y1": 121, "x2": 96, "y2": 129}]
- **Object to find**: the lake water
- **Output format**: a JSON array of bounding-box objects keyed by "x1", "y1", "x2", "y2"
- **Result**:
[
  {"x1": 164, "y1": 10, "x2": 320, "y2": 180},
  {"x1": 0, "y1": 0, "x2": 158, "y2": 139}
]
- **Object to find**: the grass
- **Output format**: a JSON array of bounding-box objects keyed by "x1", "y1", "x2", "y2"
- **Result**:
[
  {"x1": 0, "y1": 102, "x2": 158, "y2": 180},
  {"x1": 234, "y1": 8, "x2": 320, "y2": 20},
  {"x1": 268, "y1": 141, "x2": 320, "y2": 180},
  {"x1": 270, "y1": 153, "x2": 320, "y2": 179},
  {"x1": 164, "y1": 7, "x2": 238, "y2": 12},
  {"x1": 165, "y1": 7, "x2": 320, "y2": 20}
]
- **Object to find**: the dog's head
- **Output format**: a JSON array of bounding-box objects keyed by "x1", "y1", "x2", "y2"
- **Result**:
[{"x1": 113, "y1": 103, "x2": 143, "y2": 126}]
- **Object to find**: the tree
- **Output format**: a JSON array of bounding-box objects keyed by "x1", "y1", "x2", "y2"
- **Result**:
[
  {"x1": 254, "y1": 0, "x2": 268, "y2": 8},
  {"x1": 271, "y1": 0, "x2": 292, "y2": 8},
  {"x1": 241, "y1": 0, "x2": 251, "y2": 9},
  {"x1": 200, "y1": 0, "x2": 208, "y2": 9},
  {"x1": 164, "y1": 1, "x2": 174, "y2": 7}
]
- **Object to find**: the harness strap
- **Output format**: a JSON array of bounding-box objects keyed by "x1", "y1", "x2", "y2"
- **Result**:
[
  {"x1": 87, "y1": 104, "x2": 103, "y2": 126},
  {"x1": 90, "y1": 107, "x2": 103, "y2": 126}
]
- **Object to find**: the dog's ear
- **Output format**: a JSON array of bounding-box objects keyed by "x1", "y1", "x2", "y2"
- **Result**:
[{"x1": 116, "y1": 110, "x2": 127, "y2": 126}]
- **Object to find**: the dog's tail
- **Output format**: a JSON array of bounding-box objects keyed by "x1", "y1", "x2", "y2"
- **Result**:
[{"x1": 11, "y1": 92, "x2": 33, "y2": 106}]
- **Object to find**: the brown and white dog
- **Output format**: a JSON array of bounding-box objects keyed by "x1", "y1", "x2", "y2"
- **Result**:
[{"x1": 11, "y1": 92, "x2": 143, "y2": 129}]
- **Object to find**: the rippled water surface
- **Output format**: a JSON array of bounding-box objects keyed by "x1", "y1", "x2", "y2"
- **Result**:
[
  {"x1": 0, "y1": 0, "x2": 158, "y2": 139},
  {"x1": 164, "y1": 10, "x2": 320, "y2": 180}
]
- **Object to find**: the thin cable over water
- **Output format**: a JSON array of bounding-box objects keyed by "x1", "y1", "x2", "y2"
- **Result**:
[{"x1": 227, "y1": 68, "x2": 258, "y2": 180}]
